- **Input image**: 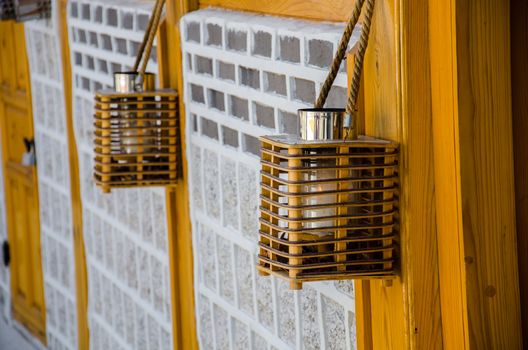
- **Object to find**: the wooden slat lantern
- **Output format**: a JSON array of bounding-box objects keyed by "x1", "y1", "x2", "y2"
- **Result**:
[
  {"x1": 93, "y1": 72, "x2": 179, "y2": 193},
  {"x1": 0, "y1": 0, "x2": 51, "y2": 21},
  {"x1": 257, "y1": 109, "x2": 399, "y2": 289},
  {"x1": 93, "y1": 0, "x2": 180, "y2": 193}
]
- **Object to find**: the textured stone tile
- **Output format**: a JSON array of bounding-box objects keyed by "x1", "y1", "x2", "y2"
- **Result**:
[
  {"x1": 213, "y1": 304, "x2": 230, "y2": 349},
  {"x1": 325, "y1": 86, "x2": 347, "y2": 108},
  {"x1": 322, "y1": 295, "x2": 346, "y2": 350},
  {"x1": 203, "y1": 149, "x2": 221, "y2": 219},
  {"x1": 334, "y1": 280, "x2": 354, "y2": 298},
  {"x1": 255, "y1": 275, "x2": 273, "y2": 330},
  {"x1": 124, "y1": 294, "x2": 136, "y2": 346},
  {"x1": 103, "y1": 222, "x2": 114, "y2": 271},
  {"x1": 135, "y1": 305, "x2": 148, "y2": 349},
  {"x1": 277, "y1": 279, "x2": 296, "y2": 346},
  {"x1": 161, "y1": 327, "x2": 171, "y2": 350},
  {"x1": 292, "y1": 77, "x2": 315, "y2": 104},
  {"x1": 252, "y1": 331, "x2": 268, "y2": 350},
  {"x1": 151, "y1": 256, "x2": 164, "y2": 313},
  {"x1": 349, "y1": 311, "x2": 357, "y2": 349},
  {"x1": 301, "y1": 287, "x2": 321, "y2": 350},
  {"x1": 140, "y1": 191, "x2": 154, "y2": 244},
  {"x1": 233, "y1": 318, "x2": 250, "y2": 350},
  {"x1": 221, "y1": 157, "x2": 239, "y2": 229},
  {"x1": 190, "y1": 144, "x2": 204, "y2": 210},
  {"x1": 102, "y1": 274, "x2": 113, "y2": 325},
  {"x1": 127, "y1": 189, "x2": 140, "y2": 233},
  {"x1": 196, "y1": 55, "x2": 214, "y2": 75},
  {"x1": 200, "y1": 225, "x2": 217, "y2": 291},
  {"x1": 113, "y1": 284, "x2": 125, "y2": 338},
  {"x1": 235, "y1": 246, "x2": 254, "y2": 316},
  {"x1": 198, "y1": 294, "x2": 213, "y2": 349},
  {"x1": 307, "y1": 39, "x2": 333, "y2": 68},
  {"x1": 238, "y1": 163, "x2": 259, "y2": 239},
  {"x1": 138, "y1": 248, "x2": 152, "y2": 303},
  {"x1": 148, "y1": 315, "x2": 160, "y2": 350},
  {"x1": 217, "y1": 236, "x2": 234, "y2": 303},
  {"x1": 152, "y1": 191, "x2": 168, "y2": 250},
  {"x1": 254, "y1": 102, "x2": 275, "y2": 129},
  {"x1": 125, "y1": 238, "x2": 138, "y2": 290}
]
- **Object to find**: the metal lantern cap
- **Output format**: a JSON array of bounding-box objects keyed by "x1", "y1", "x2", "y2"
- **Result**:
[
  {"x1": 298, "y1": 108, "x2": 347, "y2": 141},
  {"x1": 113, "y1": 71, "x2": 156, "y2": 93}
]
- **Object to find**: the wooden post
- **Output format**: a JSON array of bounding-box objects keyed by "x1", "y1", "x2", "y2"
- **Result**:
[
  {"x1": 429, "y1": 0, "x2": 522, "y2": 348},
  {"x1": 355, "y1": 0, "x2": 443, "y2": 348}
]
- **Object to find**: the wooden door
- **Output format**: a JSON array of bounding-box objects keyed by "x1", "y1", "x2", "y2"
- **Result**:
[{"x1": 0, "y1": 21, "x2": 46, "y2": 343}]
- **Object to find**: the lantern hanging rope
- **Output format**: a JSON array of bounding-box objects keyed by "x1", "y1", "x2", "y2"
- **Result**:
[
  {"x1": 315, "y1": 0, "x2": 376, "y2": 139},
  {"x1": 133, "y1": 0, "x2": 166, "y2": 77}
]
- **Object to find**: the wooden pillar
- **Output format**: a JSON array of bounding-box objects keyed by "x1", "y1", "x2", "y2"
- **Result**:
[
  {"x1": 429, "y1": 0, "x2": 522, "y2": 349},
  {"x1": 511, "y1": 0, "x2": 528, "y2": 345},
  {"x1": 357, "y1": 0, "x2": 443, "y2": 348},
  {"x1": 159, "y1": 1, "x2": 199, "y2": 350}
]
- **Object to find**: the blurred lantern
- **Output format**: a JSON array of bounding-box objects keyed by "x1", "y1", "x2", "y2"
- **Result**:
[{"x1": 0, "y1": 0, "x2": 51, "y2": 21}]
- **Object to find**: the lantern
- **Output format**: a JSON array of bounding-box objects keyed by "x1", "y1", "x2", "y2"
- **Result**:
[
  {"x1": 93, "y1": 72, "x2": 179, "y2": 193},
  {"x1": 93, "y1": 0, "x2": 180, "y2": 193},
  {"x1": 0, "y1": 0, "x2": 51, "y2": 21},
  {"x1": 257, "y1": 109, "x2": 398, "y2": 289}
]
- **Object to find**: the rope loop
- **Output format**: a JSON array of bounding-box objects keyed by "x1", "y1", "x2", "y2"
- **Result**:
[
  {"x1": 314, "y1": 0, "x2": 376, "y2": 139},
  {"x1": 133, "y1": 0, "x2": 166, "y2": 76}
]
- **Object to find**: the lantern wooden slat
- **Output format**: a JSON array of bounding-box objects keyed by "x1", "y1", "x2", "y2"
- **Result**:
[
  {"x1": 257, "y1": 134, "x2": 399, "y2": 289},
  {"x1": 93, "y1": 89, "x2": 179, "y2": 193}
]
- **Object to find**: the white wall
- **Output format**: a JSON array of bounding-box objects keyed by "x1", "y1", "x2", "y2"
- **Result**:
[
  {"x1": 68, "y1": 1, "x2": 173, "y2": 349},
  {"x1": 181, "y1": 8, "x2": 360, "y2": 350}
]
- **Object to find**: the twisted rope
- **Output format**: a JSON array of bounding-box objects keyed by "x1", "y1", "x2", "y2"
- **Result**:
[
  {"x1": 346, "y1": 0, "x2": 375, "y2": 117},
  {"x1": 314, "y1": 0, "x2": 376, "y2": 139},
  {"x1": 139, "y1": 0, "x2": 165, "y2": 76},
  {"x1": 132, "y1": 0, "x2": 165, "y2": 76},
  {"x1": 314, "y1": 0, "x2": 365, "y2": 109}
]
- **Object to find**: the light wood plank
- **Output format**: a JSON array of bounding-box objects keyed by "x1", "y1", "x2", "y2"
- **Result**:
[
  {"x1": 161, "y1": 1, "x2": 200, "y2": 350},
  {"x1": 361, "y1": 0, "x2": 443, "y2": 348},
  {"x1": 199, "y1": 0, "x2": 355, "y2": 22},
  {"x1": 430, "y1": 0, "x2": 522, "y2": 348}
]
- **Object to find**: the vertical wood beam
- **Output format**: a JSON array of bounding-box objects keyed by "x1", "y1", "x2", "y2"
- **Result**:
[
  {"x1": 160, "y1": 1, "x2": 199, "y2": 350},
  {"x1": 360, "y1": 0, "x2": 443, "y2": 348},
  {"x1": 58, "y1": 1, "x2": 90, "y2": 348},
  {"x1": 511, "y1": 0, "x2": 528, "y2": 345},
  {"x1": 429, "y1": 0, "x2": 522, "y2": 348}
]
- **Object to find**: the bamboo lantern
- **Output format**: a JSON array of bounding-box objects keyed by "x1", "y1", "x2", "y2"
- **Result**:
[
  {"x1": 93, "y1": 0, "x2": 180, "y2": 193},
  {"x1": 93, "y1": 72, "x2": 179, "y2": 193},
  {"x1": 257, "y1": 0, "x2": 398, "y2": 289},
  {"x1": 257, "y1": 109, "x2": 399, "y2": 289},
  {"x1": 0, "y1": 0, "x2": 51, "y2": 21}
]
